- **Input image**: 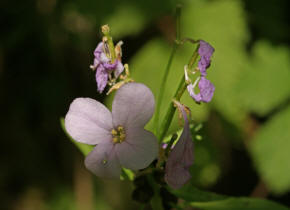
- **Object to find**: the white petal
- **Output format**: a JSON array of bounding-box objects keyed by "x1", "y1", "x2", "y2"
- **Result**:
[
  {"x1": 112, "y1": 83, "x2": 155, "y2": 128},
  {"x1": 65, "y1": 98, "x2": 113, "y2": 145},
  {"x1": 115, "y1": 128, "x2": 158, "y2": 170},
  {"x1": 114, "y1": 60, "x2": 124, "y2": 78},
  {"x1": 85, "y1": 143, "x2": 121, "y2": 178}
]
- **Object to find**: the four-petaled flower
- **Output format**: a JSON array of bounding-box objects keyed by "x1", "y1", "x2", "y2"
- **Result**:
[
  {"x1": 65, "y1": 83, "x2": 158, "y2": 178},
  {"x1": 165, "y1": 101, "x2": 194, "y2": 189},
  {"x1": 90, "y1": 42, "x2": 124, "y2": 93}
]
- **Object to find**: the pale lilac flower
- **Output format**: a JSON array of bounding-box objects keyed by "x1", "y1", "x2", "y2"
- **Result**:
[
  {"x1": 65, "y1": 83, "x2": 158, "y2": 178},
  {"x1": 90, "y1": 42, "x2": 124, "y2": 93},
  {"x1": 187, "y1": 77, "x2": 215, "y2": 103},
  {"x1": 165, "y1": 101, "x2": 194, "y2": 189},
  {"x1": 198, "y1": 40, "x2": 214, "y2": 76}
]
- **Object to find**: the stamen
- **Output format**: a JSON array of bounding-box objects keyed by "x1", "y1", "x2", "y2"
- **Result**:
[
  {"x1": 111, "y1": 129, "x2": 117, "y2": 135},
  {"x1": 111, "y1": 126, "x2": 126, "y2": 144}
]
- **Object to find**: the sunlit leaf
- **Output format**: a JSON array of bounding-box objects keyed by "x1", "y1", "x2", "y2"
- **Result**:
[
  {"x1": 236, "y1": 41, "x2": 290, "y2": 115},
  {"x1": 250, "y1": 105, "x2": 290, "y2": 194}
]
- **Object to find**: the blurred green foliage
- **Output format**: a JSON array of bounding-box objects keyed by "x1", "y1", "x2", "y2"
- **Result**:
[{"x1": 250, "y1": 105, "x2": 290, "y2": 194}]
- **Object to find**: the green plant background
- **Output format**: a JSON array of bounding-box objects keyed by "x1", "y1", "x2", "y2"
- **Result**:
[{"x1": 1, "y1": 0, "x2": 290, "y2": 209}]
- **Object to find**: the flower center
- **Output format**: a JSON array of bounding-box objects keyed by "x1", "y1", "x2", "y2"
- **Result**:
[{"x1": 111, "y1": 126, "x2": 126, "y2": 144}]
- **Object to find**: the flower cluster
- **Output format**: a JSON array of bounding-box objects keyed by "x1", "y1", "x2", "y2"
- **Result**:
[
  {"x1": 90, "y1": 42, "x2": 124, "y2": 93},
  {"x1": 186, "y1": 40, "x2": 215, "y2": 103},
  {"x1": 63, "y1": 25, "x2": 216, "y2": 191}
]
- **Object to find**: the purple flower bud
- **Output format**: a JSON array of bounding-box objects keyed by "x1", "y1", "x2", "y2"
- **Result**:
[
  {"x1": 187, "y1": 77, "x2": 215, "y2": 103},
  {"x1": 198, "y1": 40, "x2": 214, "y2": 76},
  {"x1": 91, "y1": 42, "x2": 124, "y2": 93},
  {"x1": 165, "y1": 101, "x2": 194, "y2": 189}
]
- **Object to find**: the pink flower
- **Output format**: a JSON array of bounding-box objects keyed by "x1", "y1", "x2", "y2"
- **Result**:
[
  {"x1": 65, "y1": 83, "x2": 158, "y2": 178},
  {"x1": 91, "y1": 42, "x2": 124, "y2": 93},
  {"x1": 165, "y1": 101, "x2": 194, "y2": 189}
]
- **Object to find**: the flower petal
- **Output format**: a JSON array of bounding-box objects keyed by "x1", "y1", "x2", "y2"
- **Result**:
[
  {"x1": 165, "y1": 101, "x2": 194, "y2": 189},
  {"x1": 114, "y1": 60, "x2": 124, "y2": 78},
  {"x1": 96, "y1": 65, "x2": 109, "y2": 93},
  {"x1": 115, "y1": 128, "x2": 158, "y2": 170},
  {"x1": 187, "y1": 84, "x2": 202, "y2": 103},
  {"x1": 85, "y1": 143, "x2": 121, "y2": 178},
  {"x1": 112, "y1": 83, "x2": 155, "y2": 128},
  {"x1": 199, "y1": 77, "x2": 215, "y2": 103},
  {"x1": 65, "y1": 98, "x2": 113, "y2": 145}
]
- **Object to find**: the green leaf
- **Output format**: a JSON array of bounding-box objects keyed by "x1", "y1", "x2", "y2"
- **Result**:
[
  {"x1": 190, "y1": 197, "x2": 289, "y2": 210},
  {"x1": 120, "y1": 168, "x2": 135, "y2": 181},
  {"x1": 250, "y1": 105, "x2": 290, "y2": 194},
  {"x1": 169, "y1": 185, "x2": 289, "y2": 210},
  {"x1": 60, "y1": 117, "x2": 94, "y2": 156},
  {"x1": 236, "y1": 41, "x2": 290, "y2": 115},
  {"x1": 170, "y1": 185, "x2": 226, "y2": 202}
]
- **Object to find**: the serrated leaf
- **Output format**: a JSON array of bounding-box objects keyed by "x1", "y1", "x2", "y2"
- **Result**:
[
  {"x1": 250, "y1": 105, "x2": 290, "y2": 194},
  {"x1": 60, "y1": 117, "x2": 94, "y2": 156}
]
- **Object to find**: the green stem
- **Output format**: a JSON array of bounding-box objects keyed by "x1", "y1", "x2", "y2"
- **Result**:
[
  {"x1": 165, "y1": 133, "x2": 178, "y2": 155},
  {"x1": 147, "y1": 174, "x2": 163, "y2": 210},
  {"x1": 158, "y1": 47, "x2": 199, "y2": 142},
  {"x1": 154, "y1": 6, "x2": 182, "y2": 135},
  {"x1": 154, "y1": 44, "x2": 178, "y2": 135},
  {"x1": 176, "y1": 4, "x2": 182, "y2": 41}
]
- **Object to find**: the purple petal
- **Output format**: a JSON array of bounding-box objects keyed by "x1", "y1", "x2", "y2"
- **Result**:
[
  {"x1": 114, "y1": 60, "x2": 124, "y2": 78},
  {"x1": 115, "y1": 128, "x2": 158, "y2": 170},
  {"x1": 198, "y1": 77, "x2": 215, "y2": 103},
  {"x1": 198, "y1": 40, "x2": 214, "y2": 58},
  {"x1": 103, "y1": 61, "x2": 118, "y2": 70},
  {"x1": 96, "y1": 65, "x2": 109, "y2": 93},
  {"x1": 165, "y1": 101, "x2": 194, "y2": 189},
  {"x1": 198, "y1": 57, "x2": 209, "y2": 77},
  {"x1": 65, "y1": 98, "x2": 113, "y2": 145},
  {"x1": 187, "y1": 84, "x2": 202, "y2": 103},
  {"x1": 93, "y1": 42, "x2": 103, "y2": 57},
  {"x1": 112, "y1": 83, "x2": 155, "y2": 129},
  {"x1": 99, "y1": 52, "x2": 110, "y2": 63},
  {"x1": 198, "y1": 40, "x2": 214, "y2": 76},
  {"x1": 85, "y1": 143, "x2": 121, "y2": 178}
]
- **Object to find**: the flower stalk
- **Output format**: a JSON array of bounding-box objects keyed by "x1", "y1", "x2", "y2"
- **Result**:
[
  {"x1": 158, "y1": 46, "x2": 199, "y2": 142},
  {"x1": 101, "y1": 24, "x2": 116, "y2": 62},
  {"x1": 154, "y1": 6, "x2": 182, "y2": 136}
]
